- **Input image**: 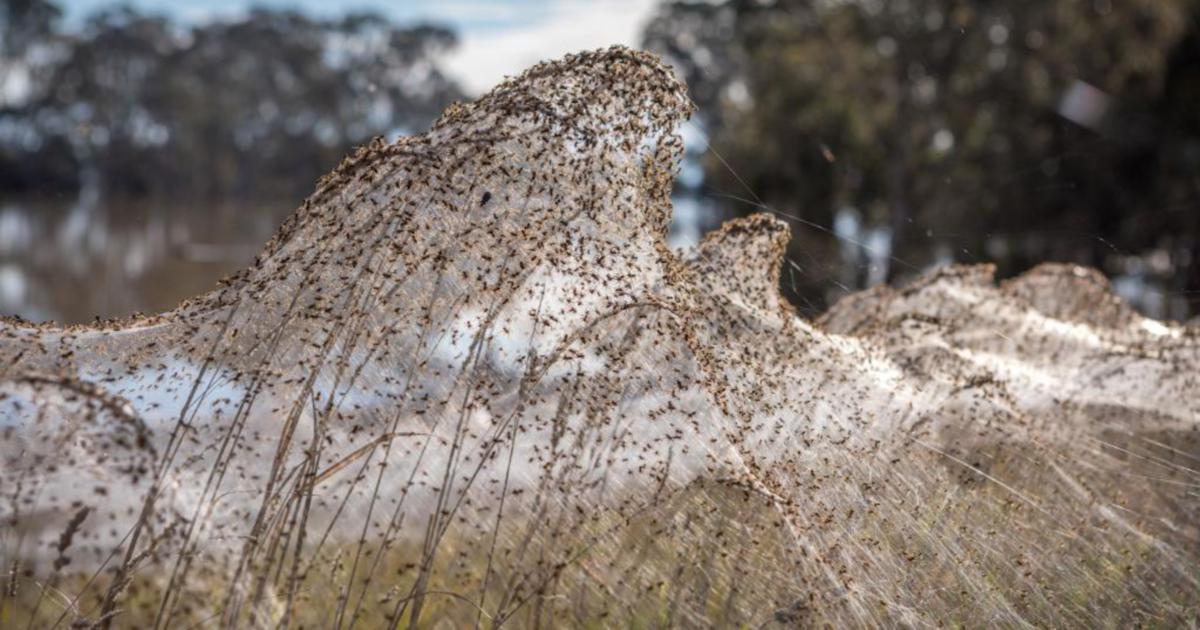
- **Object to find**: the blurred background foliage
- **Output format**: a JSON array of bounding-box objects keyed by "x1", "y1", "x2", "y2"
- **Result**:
[
  {"x1": 1, "y1": 0, "x2": 1198, "y2": 321},
  {"x1": 644, "y1": 0, "x2": 1200, "y2": 318},
  {"x1": 1, "y1": 0, "x2": 461, "y2": 199}
]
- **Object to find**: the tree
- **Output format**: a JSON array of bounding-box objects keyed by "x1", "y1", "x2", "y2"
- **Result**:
[
  {"x1": 645, "y1": 0, "x2": 1200, "y2": 318},
  {"x1": 36, "y1": 7, "x2": 178, "y2": 196},
  {"x1": 0, "y1": 2, "x2": 464, "y2": 201},
  {"x1": 1, "y1": 0, "x2": 61, "y2": 92}
]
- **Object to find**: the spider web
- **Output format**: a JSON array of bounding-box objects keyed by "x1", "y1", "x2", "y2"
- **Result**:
[{"x1": 2, "y1": 47, "x2": 1198, "y2": 628}]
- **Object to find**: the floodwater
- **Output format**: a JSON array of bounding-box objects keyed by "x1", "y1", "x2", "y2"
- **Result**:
[{"x1": 0, "y1": 197, "x2": 294, "y2": 323}]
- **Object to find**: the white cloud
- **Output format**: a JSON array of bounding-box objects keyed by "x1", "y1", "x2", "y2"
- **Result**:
[
  {"x1": 443, "y1": 0, "x2": 660, "y2": 95},
  {"x1": 57, "y1": 0, "x2": 661, "y2": 95}
]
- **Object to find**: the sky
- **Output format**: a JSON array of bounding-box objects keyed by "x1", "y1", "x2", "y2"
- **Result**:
[{"x1": 57, "y1": 0, "x2": 663, "y2": 94}]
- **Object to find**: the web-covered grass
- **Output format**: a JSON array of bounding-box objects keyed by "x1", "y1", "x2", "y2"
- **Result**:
[{"x1": 1, "y1": 47, "x2": 1198, "y2": 628}]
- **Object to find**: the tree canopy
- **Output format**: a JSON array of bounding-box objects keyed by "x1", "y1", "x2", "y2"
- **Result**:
[
  {"x1": 645, "y1": 0, "x2": 1200, "y2": 318},
  {"x1": 0, "y1": 1, "x2": 463, "y2": 200}
]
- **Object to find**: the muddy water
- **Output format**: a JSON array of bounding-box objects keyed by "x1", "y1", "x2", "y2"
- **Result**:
[{"x1": 0, "y1": 198, "x2": 294, "y2": 324}]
